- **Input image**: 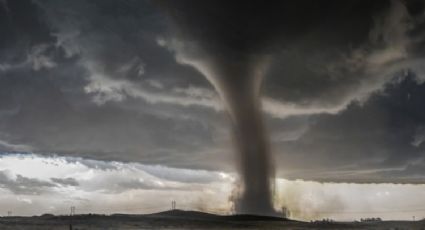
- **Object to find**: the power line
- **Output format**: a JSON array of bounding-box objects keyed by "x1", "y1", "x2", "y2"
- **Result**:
[
  {"x1": 73, "y1": 206, "x2": 425, "y2": 215},
  {"x1": 291, "y1": 208, "x2": 425, "y2": 214},
  {"x1": 52, "y1": 202, "x2": 425, "y2": 216},
  {"x1": 70, "y1": 206, "x2": 76, "y2": 216}
]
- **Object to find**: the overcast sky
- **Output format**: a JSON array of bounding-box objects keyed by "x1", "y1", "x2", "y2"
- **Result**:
[{"x1": 1, "y1": 0, "x2": 425, "y2": 220}]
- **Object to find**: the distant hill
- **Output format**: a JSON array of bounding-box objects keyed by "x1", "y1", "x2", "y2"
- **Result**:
[{"x1": 144, "y1": 209, "x2": 289, "y2": 222}]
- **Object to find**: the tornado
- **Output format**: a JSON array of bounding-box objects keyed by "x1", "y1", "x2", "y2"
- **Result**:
[
  {"x1": 219, "y1": 56, "x2": 275, "y2": 215},
  {"x1": 197, "y1": 53, "x2": 276, "y2": 215},
  {"x1": 157, "y1": 0, "x2": 341, "y2": 215},
  {"x1": 157, "y1": 0, "x2": 284, "y2": 216}
]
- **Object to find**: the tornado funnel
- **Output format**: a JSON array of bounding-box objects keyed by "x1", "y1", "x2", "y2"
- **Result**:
[{"x1": 156, "y1": 0, "x2": 330, "y2": 216}]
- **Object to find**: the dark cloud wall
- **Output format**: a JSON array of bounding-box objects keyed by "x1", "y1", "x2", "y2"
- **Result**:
[
  {"x1": 157, "y1": 0, "x2": 388, "y2": 55},
  {"x1": 0, "y1": 0, "x2": 425, "y2": 183},
  {"x1": 0, "y1": 0, "x2": 230, "y2": 170},
  {"x1": 272, "y1": 74, "x2": 425, "y2": 183}
]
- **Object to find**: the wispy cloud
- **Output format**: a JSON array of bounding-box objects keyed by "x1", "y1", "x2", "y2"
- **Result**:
[
  {"x1": 0, "y1": 44, "x2": 57, "y2": 72},
  {"x1": 0, "y1": 139, "x2": 33, "y2": 152}
]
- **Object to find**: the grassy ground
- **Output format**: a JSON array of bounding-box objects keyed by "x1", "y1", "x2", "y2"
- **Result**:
[{"x1": 0, "y1": 210, "x2": 424, "y2": 229}]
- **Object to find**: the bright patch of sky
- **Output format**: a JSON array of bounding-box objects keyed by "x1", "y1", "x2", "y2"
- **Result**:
[{"x1": 0, "y1": 154, "x2": 424, "y2": 221}]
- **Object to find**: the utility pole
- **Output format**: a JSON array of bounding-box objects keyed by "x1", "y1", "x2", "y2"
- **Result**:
[
  {"x1": 70, "y1": 206, "x2": 76, "y2": 216},
  {"x1": 171, "y1": 200, "x2": 176, "y2": 210},
  {"x1": 7, "y1": 211, "x2": 11, "y2": 217},
  {"x1": 69, "y1": 206, "x2": 76, "y2": 230}
]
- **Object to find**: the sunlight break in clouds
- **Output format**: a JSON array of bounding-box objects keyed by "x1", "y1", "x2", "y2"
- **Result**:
[{"x1": 0, "y1": 154, "x2": 425, "y2": 221}]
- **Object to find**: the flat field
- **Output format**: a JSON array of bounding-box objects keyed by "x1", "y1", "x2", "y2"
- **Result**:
[{"x1": 0, "y1": 210, "x2": 424, "y2": 230}]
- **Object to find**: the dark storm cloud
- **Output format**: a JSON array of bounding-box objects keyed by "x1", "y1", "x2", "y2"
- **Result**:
[
  {"x1": 34, "y1": 0, "x2": 212, "y2": 99},
  {"x1": 62, "y1": 157, "x2": 120, "y2": 171},
  {"x1": 272, "y1": 74, "x2": 425, "y2": 183},
  {"x1": 50, "y1": 177, "x2": 79, "y2": 187},
  {"x1": 139, "y1": 164, "x2": 224, "y2": 184},
  {"x1": 0, "y1": 0, "x2": 229, "y2": 171},
  {"x1": 156, "y1": 0, "x2": 424, "y2": 214},
  {"x1": 0, "y1": 0, "x2": 424, "y2": 186},
  {"x1": 261, "y1": 0, "x2": 425, "y2": 118},
  {"x1": 155, "y1": 0, "x2": 425, "y2": 185},
  {"x1": 0, "y1": 171, "x2": 55, "y2": 195},
  {"x1": 158, "y1": 0, "x2": 389, "y2": 55}
]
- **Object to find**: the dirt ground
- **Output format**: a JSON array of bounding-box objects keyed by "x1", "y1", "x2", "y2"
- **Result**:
[{"x1": 0, "y1": 211, "x2": 424, "y2": 230}]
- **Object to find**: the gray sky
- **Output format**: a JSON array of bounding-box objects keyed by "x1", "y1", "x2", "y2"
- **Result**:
[{"x1": 0, "y1": 0, "x2": 425, "y2": 220}]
